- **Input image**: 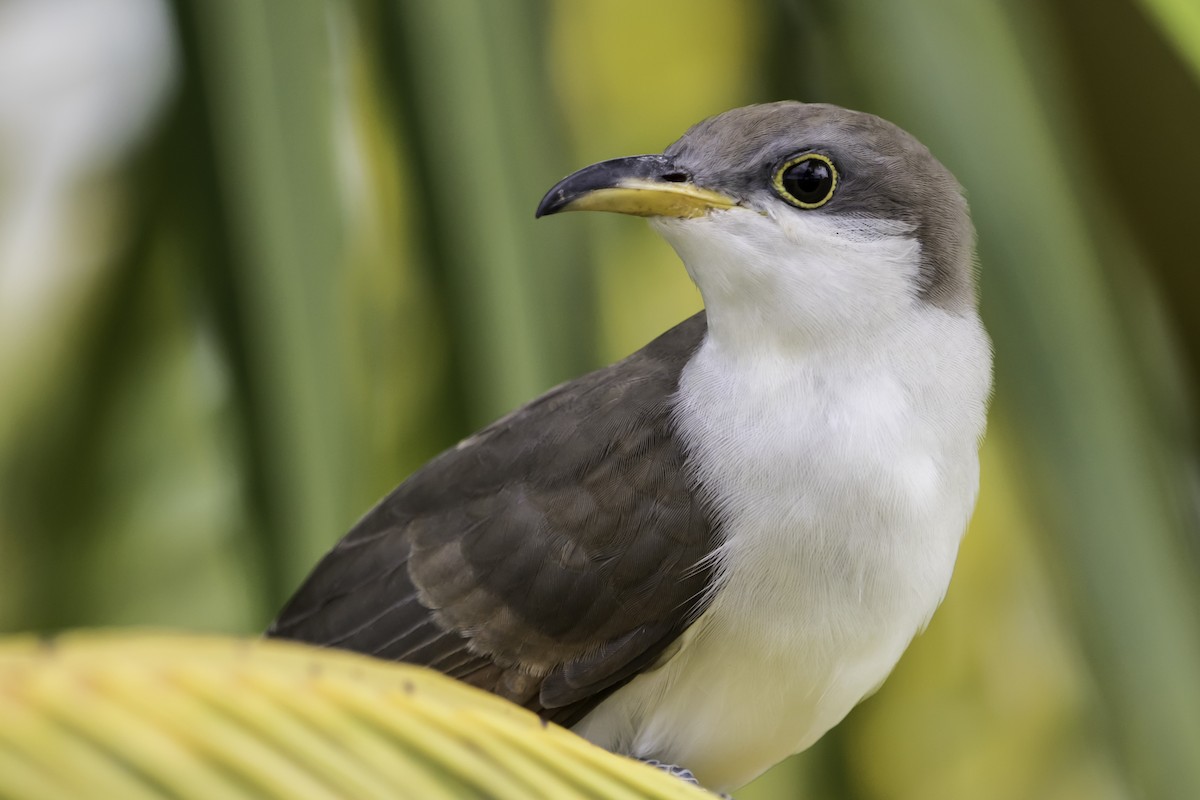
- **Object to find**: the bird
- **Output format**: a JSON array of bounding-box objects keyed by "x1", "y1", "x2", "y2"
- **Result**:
[{"x1": 267, "y1": 101, "x2": 993, "y2": 792}]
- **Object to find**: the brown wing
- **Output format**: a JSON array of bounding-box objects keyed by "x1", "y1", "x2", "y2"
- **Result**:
[{"x1": 267, "y1": 313, "x2": 718, "y2": 726}]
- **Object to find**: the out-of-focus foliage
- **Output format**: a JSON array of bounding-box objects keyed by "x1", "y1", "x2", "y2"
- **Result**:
[
  {"x1": 1138, "y1": 0, "x2": 1200, "y2": 79},
  {"x1": 0, "y1": 0, "x2": 1197, "y2": 798},
  {"x1": 0, "y1": 631, "x2": 712, "y2": 800}
]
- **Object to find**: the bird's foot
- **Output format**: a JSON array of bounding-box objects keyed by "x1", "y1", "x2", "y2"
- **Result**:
[
  {"x1": 639, "y1": 759, "x2": 733, "y2": 798},
  {"x1": 641, "y1": 758, "x2": 699, "y2": 784}
]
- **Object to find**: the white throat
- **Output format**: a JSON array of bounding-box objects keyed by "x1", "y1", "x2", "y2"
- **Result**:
[
  {"x1": 653, "y1": 207, "x2": 926, "y2": 354},
  {"x1": 574, "y1": 209, "x2": 992, "y2": 790}
]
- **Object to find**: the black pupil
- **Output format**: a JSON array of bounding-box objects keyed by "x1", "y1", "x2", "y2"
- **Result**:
[{"x1": 782, "y1": 158, "x2": 833, "y2": 204}]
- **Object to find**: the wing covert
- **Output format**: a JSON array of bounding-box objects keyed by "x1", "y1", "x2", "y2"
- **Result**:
[{"x1": 268, "y1": 313, "x2": 718, "y2": 725}]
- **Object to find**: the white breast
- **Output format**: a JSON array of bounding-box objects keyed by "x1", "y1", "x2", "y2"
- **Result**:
[{"x1": 573, "y1": 308, "x2": 991, "y2": 790}]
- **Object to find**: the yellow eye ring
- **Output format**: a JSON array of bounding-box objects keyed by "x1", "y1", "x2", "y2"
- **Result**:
[{"x1": 773, "y1": 153, "x2": 838, "y2": 209}]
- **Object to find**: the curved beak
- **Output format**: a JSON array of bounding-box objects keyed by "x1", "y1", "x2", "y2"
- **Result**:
[{"x1": 535, "y1": 155, "x2": 737, "y2": 219}]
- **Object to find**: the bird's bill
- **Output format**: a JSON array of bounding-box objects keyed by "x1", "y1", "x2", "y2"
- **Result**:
[{"x1": 536, "y1": 155, "x2": 737, "y2": 219}]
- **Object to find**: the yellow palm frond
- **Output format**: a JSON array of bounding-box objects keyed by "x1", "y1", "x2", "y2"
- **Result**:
[{"x1": 0, "y1": 631, "x2": 713, "y2": 800}]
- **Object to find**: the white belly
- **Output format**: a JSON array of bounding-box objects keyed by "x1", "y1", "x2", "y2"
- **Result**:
[{"x1": 573, "y1": 323, "x2": 989, "y2": 790}]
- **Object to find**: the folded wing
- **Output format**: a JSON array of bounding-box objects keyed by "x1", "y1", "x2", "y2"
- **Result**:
[{"x1": 268, "y1": 313, "x2": 719, "y2": 726}]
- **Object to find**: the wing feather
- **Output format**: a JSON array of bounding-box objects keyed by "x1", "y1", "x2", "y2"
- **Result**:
[{"x1": 268, "y1": 313, "x2": 717, "y2": 724}]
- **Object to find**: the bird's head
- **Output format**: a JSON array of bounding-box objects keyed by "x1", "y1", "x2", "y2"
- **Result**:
[{"x1": 537, "y1": 101, "x2": 976, "y2": 351}]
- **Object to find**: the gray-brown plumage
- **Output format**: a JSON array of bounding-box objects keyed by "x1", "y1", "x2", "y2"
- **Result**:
[
  {"x1": 660, "y1": 102, "x2": 975, "y2": 310},
  {"x1": 268, "y1": 313, "x2": 718, "y2": 726},
  {"x1": 269, "y1": 101, "x2": 991, "y2": 791}
]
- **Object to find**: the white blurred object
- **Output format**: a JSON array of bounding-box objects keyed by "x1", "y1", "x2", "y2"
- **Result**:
[{"x1": 0, "y1": 0, "x2": 175, "y2": 432}]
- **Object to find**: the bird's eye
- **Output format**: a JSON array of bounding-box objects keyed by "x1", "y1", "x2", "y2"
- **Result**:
[{"x1": 773, "y1": 154, "x2": 838, "y2": 209}]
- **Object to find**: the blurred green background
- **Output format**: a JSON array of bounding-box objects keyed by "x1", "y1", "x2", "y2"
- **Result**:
[{"x1": 2, "y1": 0, "x2": 1199, "y2": 797}]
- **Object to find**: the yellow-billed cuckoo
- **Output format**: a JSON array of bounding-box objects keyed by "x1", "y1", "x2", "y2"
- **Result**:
[{"x1": 268, "y1": 101, "x2": 992, "y2": 791}]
